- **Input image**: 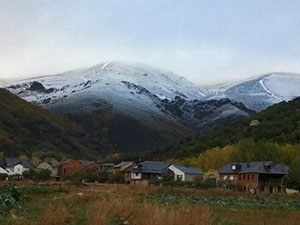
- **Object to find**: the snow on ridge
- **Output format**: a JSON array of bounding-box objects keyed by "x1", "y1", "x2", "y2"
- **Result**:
[
  {"x1": 6, "y1": 62, "x2": 207, "y2": 116},
  {"x1": 258, "y1": 74, "x2": 283, "y2": 101}
]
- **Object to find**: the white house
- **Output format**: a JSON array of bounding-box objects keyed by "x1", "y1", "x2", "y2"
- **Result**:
[
  {"x1": 168, "y1": 164, "x2": 204, "y2": 182},
  {"x1": 0, "y1": 166, "x2": 8, "y2": 175},
  {"x1": 5, "y1": 158, "x2": 35, "y2": 176}
]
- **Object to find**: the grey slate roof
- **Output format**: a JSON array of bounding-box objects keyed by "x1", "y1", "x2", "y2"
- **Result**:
[
  {"x1": 21, "y1": 159, "x2": 36, "y2": 169},
  {"x1": 171, "y1": 164, "x2": 204, "y2": 175},
  {"x1": 100, "y1": 163, "x2": 115, "y2": 167},
  {"x1": 5, "y1": 158, "x2": 35, "y2": 169},
  {"x1": 218, "y1": 161, "x2": 289, "y2": 175},
  {"x1": 44, "y1": 158, "x2": 60, "y2": 167},
  {"x1": 113, "y1": 161, "x2": 130, "y2": 168},
  {"x1": 5, "y1": 158, "x2": 21, "y2": 167},
  {"x1": 132, "y1": 161, "x2": 170, "y2": 174},
  {"x1": 78, "y1": 160, "x2": 95, "y2": 167}
]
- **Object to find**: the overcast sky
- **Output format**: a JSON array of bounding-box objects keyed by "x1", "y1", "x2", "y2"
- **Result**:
[{"x1": 1, "y1": 0, "x2": 300, "y2": 85}]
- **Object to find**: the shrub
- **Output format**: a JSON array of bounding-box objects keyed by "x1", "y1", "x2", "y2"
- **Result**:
[
  {"x1": 23, "y1": 169, "x2": 52, "y2": 181},
  {"x1": 108, "y1": 173, "x2": 125, "y2": 184},
  {"x1": 0, "y1": 174, "x2": 8, "y2": 181},
  {"x1": 84, "y1": 171, "x2": 108, "y2": 183},
  {"x1": 64, "y1": 171, "x2": 86, "y2": 185},
  {"x1": 218, "y1": 180, "x2": 243, "y2": 192},
  {"x1": 149, "y1": 176, "x2": 218, "y2": 190},
  {"x1": 287, "y1": 158, "x2": 300, "y2": 191}
]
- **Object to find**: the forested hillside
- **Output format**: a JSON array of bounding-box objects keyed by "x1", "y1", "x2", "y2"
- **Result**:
[
  {"x1": 0, "y1": 89, "x2": 96, "y2": 158},
  {"x1": 159, "y1": 97, "x2": 300, "y2": 159}
]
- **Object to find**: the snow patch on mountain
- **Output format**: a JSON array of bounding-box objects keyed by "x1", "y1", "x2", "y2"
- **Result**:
[{"x1": 222, "y1": 72, "x2": 300, "y2": 111}]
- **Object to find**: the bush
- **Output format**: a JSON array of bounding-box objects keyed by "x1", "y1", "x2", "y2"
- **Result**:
[
  {"x1": 287, "y1": 158, "x2": 300, "y2": 191},
  {"x1": 149, "y1": 176, "x2": 218, "y2": 190},
  {"x1": 108, "y1": 172, "x2": 125, "y2": 184},
  {"x1": 23, "y1": 169, "x2": 51, "y2": 181},
  {"x1": 0, "y1": 174, "x2": 8, "y2": 181},
  {"x1": 64, "y1": 171, "x2": 86, "y2": 185},
  {"x1": 218, "y1": 180, "x2": 243, "y2": 192},
  {"x1": 84, "y1": 171, "x2": 108, "y2": 183}
]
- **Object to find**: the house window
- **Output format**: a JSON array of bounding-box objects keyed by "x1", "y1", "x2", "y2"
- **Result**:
[
  {"x1": 231, "y1": 164, "x2": 236, "y2": 170},
  {"x1": 252, "y1": 174, "x2": 254, "y2": 180},
  {"x1": 239, "y1": 175, "x2": 241, "y2": 180},
  {"x1": 224, "y1": 175, "x2": 227, "y2": 180},
  {"x1": 177, "y1": 175, "x2": 183, "y2": 180},
  {"x1": 135, "y1": 173, "x2": 139, "y2": 177},
  {"x1": 243, "y1": 175, "x2": 245, "y2": 180},
  {"x1": 230, "y1": 175, "x2": 234, "y2": 180},
  {"x1": 247, "y1": 174, "x2": 250, "y2": 180}
]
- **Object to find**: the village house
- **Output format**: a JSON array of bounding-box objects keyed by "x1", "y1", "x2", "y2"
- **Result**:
[
  {"x1": 111, "y1": 162, "x2": 134, "y2": 182},
  {"x1": 59, "y1": 159, "x2": 85, "y2": 176},
  {"x1": 204, "y1": 169, "x2": 220, "y2": 185},
  {"x1": 112, "y1": 162, "x2": 133, "y2": 174},
  {"x1": 99, "y1": 163, "x2": 115, "y2": 173},
  {"x1": 131, "y1": 161, "x2": 170, "y2": 185},
  {"x1": 218, "y1": 161, "x2": 289, "y2": 194},
  {"x1": 5, "y1": 158, "x2": 35, "y2": 176},
  {"x1": 37, "y1": 158, "x2": 60, "y2": 177},
  {"x1": 59, "y1": 159, "x2": 99, "y2": 177},
  {"x1": 0, "y1": 160, "x2": 8, "y2": 175},
  {"x1": 168, "y1": 164, "x2": 204, "y2": 182},
  {"x1": 78, "y1": 160, "x2": 99, "y2": 172}
]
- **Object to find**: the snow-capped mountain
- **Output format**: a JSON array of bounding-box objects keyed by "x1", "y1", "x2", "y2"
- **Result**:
[
  {"x1": 6, "y1": 61, "x2": 251, "y2": 133},
  {"x1": 4, "y1": 62, "x2": 256, "y2": 152},
  {"x1": 220, "y1": 73, "x2": 300, "y2": 111},
  {"x1": 7, "y1": 62, "x2": 206, "y2": 119}
]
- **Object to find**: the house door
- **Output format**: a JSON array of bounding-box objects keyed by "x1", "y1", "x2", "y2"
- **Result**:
[{"x1": 269, "y1": 186, "x2": 273, "y2": 194}]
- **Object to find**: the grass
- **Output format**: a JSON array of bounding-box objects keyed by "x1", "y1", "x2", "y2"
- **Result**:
[{"x1": 0, "y1": 183, "x2": 300, "y2": 225}]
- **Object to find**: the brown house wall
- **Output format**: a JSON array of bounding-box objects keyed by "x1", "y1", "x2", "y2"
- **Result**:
[
  {"x1": 60, "y1": 160, "x2": 85, "y2": 176},
  {"x1": 236, "y1": 173, "x2": 259, "y2": 191}
]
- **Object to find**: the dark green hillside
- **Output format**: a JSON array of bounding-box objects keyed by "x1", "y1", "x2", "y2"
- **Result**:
[
  {"x1": 158, "y1": 97, "x2": 300, "y2": 159},
  {"x1": 0, "y1": 89, "x2": 95, "y2": 158}
]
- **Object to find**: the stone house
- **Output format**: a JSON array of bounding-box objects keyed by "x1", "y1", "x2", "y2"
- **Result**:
[{"x1": 37, "y1": 158, "x2": 60, "y2": 177}]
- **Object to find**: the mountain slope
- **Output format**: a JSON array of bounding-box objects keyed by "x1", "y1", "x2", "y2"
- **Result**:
[
  {"x1": 158, "y1": 97, "x2": 300, "y2": 159},
  {"x1": 5, "y1": 62, "x2": 253, "y2": 153},
  {"x1": 221, "y1": 72, "x2": 300, "y2": 111},
  {"x1": 0, "y1": 88, "x2": 96, "y2": 158}
]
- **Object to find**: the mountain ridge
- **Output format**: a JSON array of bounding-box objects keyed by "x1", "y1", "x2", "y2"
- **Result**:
[{"x1": 4, "y1": 62, "x2": 254, "y2": 154}]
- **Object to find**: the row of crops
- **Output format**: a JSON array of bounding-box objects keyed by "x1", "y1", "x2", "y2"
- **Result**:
[
  {"x1": 157, "y1": 194, "x2": 300, "y2": 210},
  {"x1": 0, "y1": 184, "x2": 69, "y2": 212}
]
